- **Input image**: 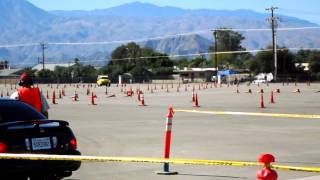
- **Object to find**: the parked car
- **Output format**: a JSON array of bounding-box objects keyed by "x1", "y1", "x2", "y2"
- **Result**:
[
  {"x1": 97, "y1": 75, "x2": 111, "y2": 86},
  {"x1": 252, "y1": 79, "x2": 266, "y2": 84},
  {"x1": 0, "y1": 98, "x2": 81, "y2": 180}
]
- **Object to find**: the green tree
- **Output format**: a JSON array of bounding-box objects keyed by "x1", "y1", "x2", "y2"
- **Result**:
[
  {"x1": 209, "y1": 28, "x2": 246, "y2": 69},
  {"x1": 100, "y1": 42, "x2": 174, "y2": 80},
  {"x1": 246, "y1": 46, "x2": 297, "y2": 76}
]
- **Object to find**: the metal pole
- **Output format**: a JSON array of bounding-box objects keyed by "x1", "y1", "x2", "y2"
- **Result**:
[
  {"x1": 40, "y1": 42, "x2": 47, "y2": 70},
  {"x1": 214, "y1": 30, "x2": 218, "y2": 83},
  {"x1": 266, "y1": 6, "x2": 278, "y2": 81}
]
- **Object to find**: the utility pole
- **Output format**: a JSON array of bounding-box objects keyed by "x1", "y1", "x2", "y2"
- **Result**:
[
  {"x1": 213, "y1": 30, "x2": 218, "y2": 71},
  {"x1": 266, "y1": 6, "x2": 278, "y2": 81},
  {"x1": 40, "y1": 42, "x2": 47, "y2": 70}
]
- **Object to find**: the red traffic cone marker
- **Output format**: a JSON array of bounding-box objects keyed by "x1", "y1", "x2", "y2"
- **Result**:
[
  {"x1": 192, "y1": 91, "x2": 195, "y2": 102},
  {"x1": 86, "y1": 87, "x2": 90, "y2": 96},
  {"x1": 139, "y1": 94, "x2": 146, "y2": 106},
  {"x1": 256, "y1": 154, "x2": 278, "y2": 180},
  {"x1": 269, "y1": 91, "x2": 275, "y2": 104},
  {"x1": 193, "y1": 93, "x2": 200, "y2": 107},
  {"x1": 91, "y1": 92, "x2": 97, "y2": 105},
  {"x1": 260, "y1": 93, "x2": 265, "y2": 108},
  {"x1": 52, "y1": 90, "x2": 57, "y2": 104},
  {"x1": 72, "y1": 91, "x2": 79, "y2": 101}
]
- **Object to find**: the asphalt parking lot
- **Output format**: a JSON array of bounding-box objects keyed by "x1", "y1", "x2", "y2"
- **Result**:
[{"x1": 1, "y1": 82, "x2": 320, "y2": 180}]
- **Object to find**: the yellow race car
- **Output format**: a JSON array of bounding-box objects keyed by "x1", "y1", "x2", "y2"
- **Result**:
[{"x1": 97, "y1": 75, "x2": 111, "y2": 86}]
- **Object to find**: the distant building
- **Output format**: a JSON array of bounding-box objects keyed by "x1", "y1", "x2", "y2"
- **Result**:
[
  {"x1": 174, "y1": 67, "x2": 217, "y2": 83},
  {"x1": 32, "y1": 63, "x2": 75, "y2": 71}
]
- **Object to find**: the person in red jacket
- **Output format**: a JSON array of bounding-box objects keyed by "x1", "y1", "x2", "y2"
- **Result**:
[{"x1": 10, "y1": 72, "x2": 49, "y2": 118}]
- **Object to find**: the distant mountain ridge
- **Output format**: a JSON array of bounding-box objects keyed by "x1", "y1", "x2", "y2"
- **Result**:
[{"x1": 0, "y1": 0, "x2": 319, "y2": 67}]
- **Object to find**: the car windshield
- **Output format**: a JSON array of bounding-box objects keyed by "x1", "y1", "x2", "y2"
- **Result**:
[
  {"x1": 99, "y1": 77, "x2": 108, "y2": 79},
  {"x1": 0, "y1": 100, "x2": 46, "y2": 123}
]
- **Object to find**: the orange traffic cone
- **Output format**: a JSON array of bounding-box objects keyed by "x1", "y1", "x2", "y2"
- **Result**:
[
  {"x1": 72, "y1": 91, "x2": 79, "y2": 101},
  {"x1": 236, "y1": 87, "x2": 240, "y2": 93},
  {"x1": 139, "y1": 94, "x2": 146, "y2": 106},
  {"x1": 137, "y1": 91, "x2": 141, "y2": 101},
  {"x1": 46, "y1": 90, "x2": 49, "y2": 99},
  {"x1": 193, "y1": 93, "x2": 200, "y2": 107},
  {"x1": 91, "y1": 92, "x2": 97, "y2": 105},
  {"x1": 269, "y1": 91, "x2": 275, "y2": 104},
  {"x1": 260, "y1": 93, "x2": 265, "y2": 108},
  {"x1": 52, "y1": 90, "x2": 57, "y2": 104},
  {"x1": 192, "y1": 91, "x2": 195, "y2": 102},
  {"x1": 86, "y1": 87, "x2": 90, "y2": 96}
]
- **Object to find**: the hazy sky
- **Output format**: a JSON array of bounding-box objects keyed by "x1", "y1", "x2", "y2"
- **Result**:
[{"x1": 27, "y1": 0, "x2": 320, "y2": 24}]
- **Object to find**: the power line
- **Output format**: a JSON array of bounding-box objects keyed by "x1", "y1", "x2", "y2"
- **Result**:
[
  {"x1": 11, "y1": 47, "x2": 320, "y2": 66},
  {"x1": 0, "y1": 26, "x2": 320, "y2": 49}
]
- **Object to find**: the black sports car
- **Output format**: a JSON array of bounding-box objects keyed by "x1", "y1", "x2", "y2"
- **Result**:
[{"x1": 0, "y1": 98, "x2": 81, "y2": 180}]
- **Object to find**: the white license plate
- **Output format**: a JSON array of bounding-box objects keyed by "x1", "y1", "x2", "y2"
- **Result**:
[{"x1": 31, "y1": 137, "x2": 51, "y2": 150}]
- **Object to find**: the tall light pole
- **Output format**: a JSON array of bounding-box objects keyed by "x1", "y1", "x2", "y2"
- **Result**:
[
  {"x1": 213, "y1": 30, "x2": 218, "y2": 83},
  {"x1": 266, "y1": 6, "x2": 278, "y2": 81},
  {"x1": 40, "y1": 42, "x2": 47, "y2": 70}
]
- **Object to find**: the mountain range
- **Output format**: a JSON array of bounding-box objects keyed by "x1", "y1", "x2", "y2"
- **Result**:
[{"x1": 0, "y1": 0, "x2": 319, "y2": 67}]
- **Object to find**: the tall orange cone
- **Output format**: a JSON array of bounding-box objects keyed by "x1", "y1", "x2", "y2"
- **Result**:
[
  {"x1": 192, "y1": 91, "x2": 195, "y2": 102},
  {"x1": 52, "y1": 90, "x2": 57, "y2": 104},
  {"x1": 193, "y1": 93, "x2": 200, "y2": 107},
  {"x1": 260, "y1": 93, "x2": 265, "y2": 108},
  {"x1": 269, "y1": 91, "x2": 275, "y2": 104},
  {"x1": 86, "y1": 87, "x2": 90, "y2": 95},
  {"x1": 137, "y1": 90, "x2": 141, "y2": 101},
  {"x1": 91, "y1": 92, "x2": 97, "y2": 105}
]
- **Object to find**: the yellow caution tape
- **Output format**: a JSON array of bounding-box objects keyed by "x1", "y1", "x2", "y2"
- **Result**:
[
  {"x1": 0, "y1": 153, "x2": 320, "y2": 172},
  {"x1": 175, "y1": 109, "x2": 320, "y2": 119}
]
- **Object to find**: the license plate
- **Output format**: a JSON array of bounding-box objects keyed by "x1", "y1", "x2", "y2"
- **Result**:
[{"x1": 31, "y1": 137, "x2": 51, "y2": 150}]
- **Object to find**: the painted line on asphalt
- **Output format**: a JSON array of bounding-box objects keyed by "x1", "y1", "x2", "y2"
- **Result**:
[
  {"x1": 175, "y1": 109, "x2": 320, "y2": 119},
  {"x1": 1, "y1": 153, "x2": 320, "y2": 173}
]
